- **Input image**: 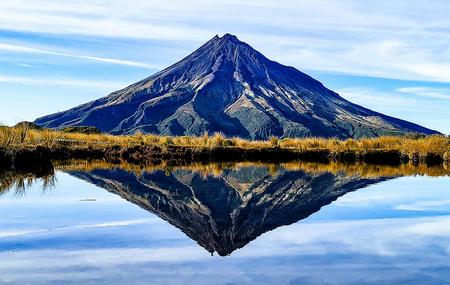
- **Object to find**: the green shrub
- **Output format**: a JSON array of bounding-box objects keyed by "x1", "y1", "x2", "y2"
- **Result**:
[
  {"x1": 60, "y1": 126, "x2": 101, "y2": 134},
  {"x1": 14, "y1": 121, "x2": 42, "y2": 130}
]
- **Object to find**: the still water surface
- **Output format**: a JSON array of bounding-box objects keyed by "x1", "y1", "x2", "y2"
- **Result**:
[{"x1": 0, "y1": 162, "x2": 450, "y2": 284}]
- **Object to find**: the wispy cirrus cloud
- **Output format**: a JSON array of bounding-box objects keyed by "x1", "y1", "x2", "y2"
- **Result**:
[
  {"x1": 337, "y1": 87, "x2": 416, "y2": 108},
  {"x1": 0, "y1": 74, "x2": 126, "y2": 89},
  {"x1": 397, "y1": 87, "x2": 450, "y2": 100},
  {"x1": 336, "y1": 86, "x2": 450, "y2": 134},
  {"x1": 0, "y1": 219, "x2": 153, "y2": 238},
  {"x1": 0, "y1": 43, "x2": 158, "y2": 69},
  {"x1": 337, "y1": 87, "x2": 450, "y2": 113},
  {"x1": 1, "y1": 0, "x2": 450, "y2": 82},
  {"x1": 396, "y1": 199, "x2": 450, "y2": 212}
]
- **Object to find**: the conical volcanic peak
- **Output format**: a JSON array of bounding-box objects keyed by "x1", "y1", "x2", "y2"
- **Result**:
[
  {"x1": 219, "y1": 33, "x2": 240, "y2": 42},
  {"x1": 207, "y1": 33, "x2": 249, "y2": 50},
  {"x1": 35, "y1": 33, "x2": 439, "y2": 139}
]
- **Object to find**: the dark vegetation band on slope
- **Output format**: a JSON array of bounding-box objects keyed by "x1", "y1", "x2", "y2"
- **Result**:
[{"x1": 0, "y1": 125, "x2": 449, "y2": 172}]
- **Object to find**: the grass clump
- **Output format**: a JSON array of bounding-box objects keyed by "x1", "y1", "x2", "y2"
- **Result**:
[
  {"x1": 269, "y1": 136, "x2": 279, "y2": 148},
  {"x1": 60, "y1": 126, "x2": 101, "y2": 134}
]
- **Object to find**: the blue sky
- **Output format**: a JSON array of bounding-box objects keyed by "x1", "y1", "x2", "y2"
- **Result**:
[{"x1": 0, "y1": 0, "x2": 449, "y2": 134}]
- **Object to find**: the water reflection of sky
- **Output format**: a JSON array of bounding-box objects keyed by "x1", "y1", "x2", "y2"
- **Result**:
[{"x1": 0, "y1": 173, "x2": 450, "y2": 285}]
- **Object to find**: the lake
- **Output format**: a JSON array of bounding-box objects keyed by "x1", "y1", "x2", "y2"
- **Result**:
[{"x1": 1, "y1": 161, "x2": 450, "y2": 284}]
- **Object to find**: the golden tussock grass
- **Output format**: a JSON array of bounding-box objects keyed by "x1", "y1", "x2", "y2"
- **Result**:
[{"x1": 1, "y1": 125, "x2": 449, "y2": 162}]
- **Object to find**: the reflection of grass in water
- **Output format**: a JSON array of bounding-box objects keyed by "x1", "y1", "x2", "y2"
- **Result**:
[
  {"x1": 55, "y1": 159, "x2": 450, "y2": 179},
  {"x1": 0, "y1": 171, "x2": 56, "y2": 196},
  {"x1": 281, "y1": 161, "x2": 450, "y2": 178},
  {"x1": 2, "y1": 160, "x2": 448, "y2": 195}
]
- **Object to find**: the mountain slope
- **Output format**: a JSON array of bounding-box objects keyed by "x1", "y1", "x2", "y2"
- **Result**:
[{"x1": 35, "y1": 34, "x2": 439, "y2": 139}]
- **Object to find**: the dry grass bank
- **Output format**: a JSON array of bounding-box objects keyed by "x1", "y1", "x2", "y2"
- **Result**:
[{"x1": 1, "y1": 125, "x2": 449, "y2": 165}]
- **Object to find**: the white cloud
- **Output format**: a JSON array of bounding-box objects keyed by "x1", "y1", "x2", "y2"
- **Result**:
[
  {"x1": 0, "y1": 229, "x2": 44, "y2": 238},
  {"x1": 1, "y1": 0, "x2": 449, "y2": 81},
  {"x1": 0, "y1": 74, "x2": 127, "y2": 89},
  {"x1": 337, "y1": 87, "x2": 416, "y2": 108},
  {"x1": 397, "y1": 87, "x2": 450, "y2": 100},
  {"x1": 16, "y1": 63, "x2": 33, "y2": 68},
  {"x1": 0, "y1": 1, "x2": 212, "y2": 41},
  {"x1": 0, "y1": 43, "x2": 158, "y2": 69},
  {"x1": 396, "y1": 199, "x2": 450, "y2": 212},
  {"x1": 0, "y1": 247, "x2": 206, "y2": 271},
  {"x1": 337, "y1": 87, "x2": 450, "y2": 114},
  {"x1": 0, "y1": 219, "x2": 153, "y2": 238},
  {"x1": 407, "y1": 217, "x2": 450, "y2": 236}
]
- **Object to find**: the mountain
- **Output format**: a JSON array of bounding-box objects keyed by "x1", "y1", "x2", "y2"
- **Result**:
[
  {"x1": 67, "y1": 165, "x2": 392, "y2": 256},
  {"x1": 35, "y1": 34, "x2": 438, "y2": 139}
]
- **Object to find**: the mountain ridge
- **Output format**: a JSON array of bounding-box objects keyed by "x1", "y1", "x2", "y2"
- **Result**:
[{"x1": 35, "y1": 33, "x2": 439, "y2": 139}]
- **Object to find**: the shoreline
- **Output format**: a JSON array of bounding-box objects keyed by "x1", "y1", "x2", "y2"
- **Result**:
[
  {"x1": 1, "y1": 143, "x2": 448, "y2": 173},
  {"x1": 2, "y1": 153, "x2": 450, "y2": 196},
  {"x1": 1, "y1": 126, "x2": 449, "y2": 172}
]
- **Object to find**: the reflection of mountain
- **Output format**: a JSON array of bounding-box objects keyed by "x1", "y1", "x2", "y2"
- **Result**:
[{"x1": 68, "y1": 166, "x2": 390, "y2": 256}]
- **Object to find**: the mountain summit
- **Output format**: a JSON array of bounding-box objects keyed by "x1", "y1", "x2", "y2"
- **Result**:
[{"x1": 35, "y1": 34, "x2": 438, "y2": 139}]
